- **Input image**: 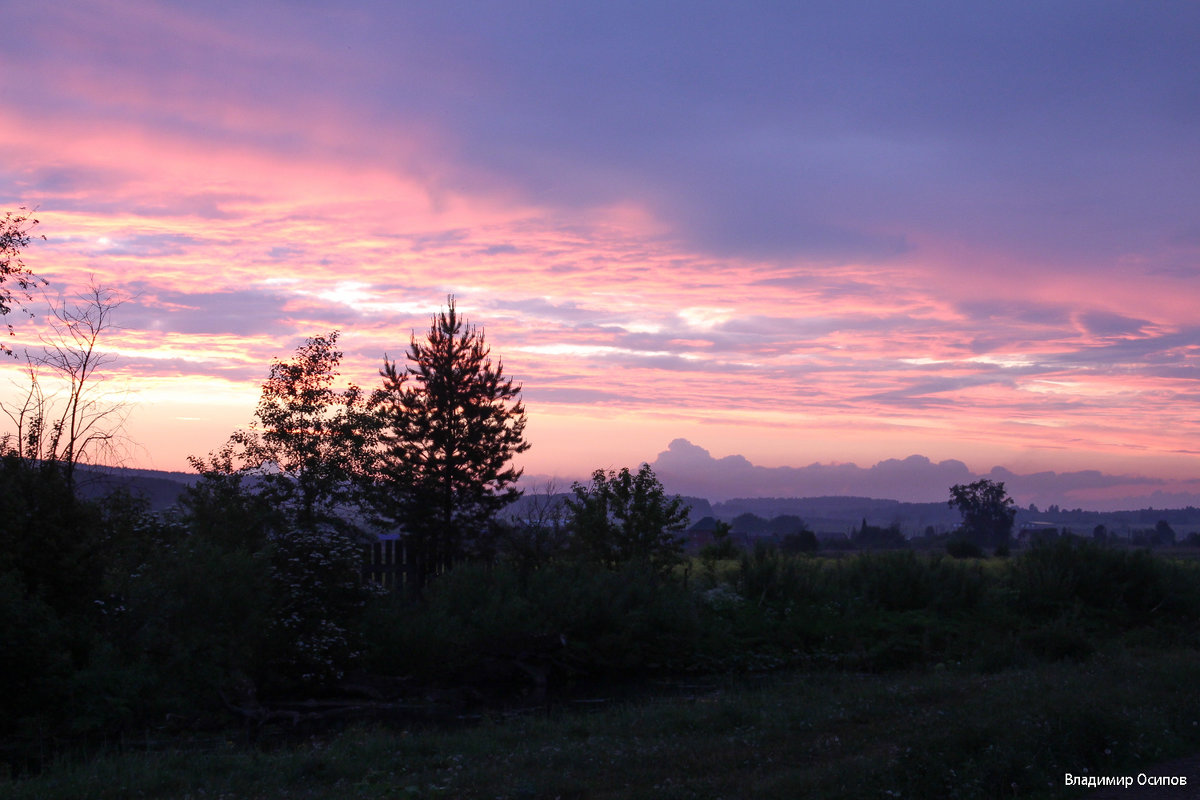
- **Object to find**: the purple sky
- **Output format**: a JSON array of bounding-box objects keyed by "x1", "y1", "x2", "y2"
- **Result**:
[{"x1": 2, "y1": 1, "x2": 1199, "y2": 506}]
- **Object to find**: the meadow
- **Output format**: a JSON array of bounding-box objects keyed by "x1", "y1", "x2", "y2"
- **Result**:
[{"x1": 9, "y1": 541, "x2": 1200, "y2": 799}]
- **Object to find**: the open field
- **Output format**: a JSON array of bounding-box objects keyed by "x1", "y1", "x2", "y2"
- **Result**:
[{"x1": 9, "y1": 643, "x2": 1200, "y2": 800}]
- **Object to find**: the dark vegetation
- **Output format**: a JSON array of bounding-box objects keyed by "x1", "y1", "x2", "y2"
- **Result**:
[
  {"x1": 0, "y1": 208, "x2": 46, "y2": 354},
  {"x1": 8, "y1": 502, "x2": 1200, "y2": 798},
  {"x1": 4, "y1": 238, "x2": 1200, "y2": 795},
  {"x1": 9, "y1": 405, "x2": 1200, "y2": 797}
]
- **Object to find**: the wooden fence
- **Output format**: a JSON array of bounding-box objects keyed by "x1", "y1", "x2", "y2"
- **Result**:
[{"x1": 361, "y1": 535, "x2": 421, "y2": 592}]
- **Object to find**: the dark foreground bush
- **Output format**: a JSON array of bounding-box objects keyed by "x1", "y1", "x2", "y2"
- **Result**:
[
  {"x1": 946, "y1": 538, "x2": 984, "y2": 559},
  {"x1": 361, "y1": 560, "x2": 703, "y2": 681},
  {"x1": 834, "y1": 550, "x2": 988, "y2": 613},
  {"x1": 1010, "y1": 539, "x2": 1200, "y2": 626},
  {"x1": 0, "y1": 571, "x2": 73, "y2": 738},
  {"x1": 16, "y1": 516, "x2": 1200, "y2": 762}
]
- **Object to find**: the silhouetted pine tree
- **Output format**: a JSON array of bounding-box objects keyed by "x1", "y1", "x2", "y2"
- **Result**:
[{"x1": 372, "y1": 297, "x2": 529, "y2": 584}]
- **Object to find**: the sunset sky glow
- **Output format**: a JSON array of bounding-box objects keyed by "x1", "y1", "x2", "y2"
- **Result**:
[{"x1": 4, "y1": 1, "x2": 1200, "y2": 506}]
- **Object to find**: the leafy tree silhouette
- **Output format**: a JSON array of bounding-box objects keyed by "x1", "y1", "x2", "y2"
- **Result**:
[
  {"x1": 0, "y1": 208, "x2": 46, "y2": 354},
  {"x1": 949, "y1": 479, "x2": 1016, "y2": 550},
  {"x1": 190, "y1": 331, "x2": 375, "y2": 685},
  {"x1": 566, "y1": 463, "x2": 689, "y2": 575},
  {"x1": 234, "y1": 331, "x2": 374, "y2": 531}
]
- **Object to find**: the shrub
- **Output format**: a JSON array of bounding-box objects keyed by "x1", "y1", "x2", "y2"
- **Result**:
[
  {"x1": 735, "y1": 541, "x2": 825, "y2": 610},
  {"x1": 121, "y1": 537, "x2": 275, "y2": 709},
  {"x1": 566, "y1": 464, "x2": 689, "y2": 575},
  {"x1": 833, "y1": 551, "x2": 985, "y2": 614},
  {"x1": 946, "y1": 538, "x2": 984, "y2": 559},
  {"x1": 1010, "y1": 539, "x2": 1171, "y2": 625},
  {"x1": 0, "y1": 570, "x2": 73, "y2": 738},
  {"x1": 1020, "y1": 616, "x2": 1095, "y2": 661},
  {"x1": 360, "y1": 560, "x2": 704, "y2": 680},
  {"x1": 779, "y1": 529, "x2": 818, "y2": 554},
  {"x1": 267, "y1": 524, "x2": 376, "y2": 687}
]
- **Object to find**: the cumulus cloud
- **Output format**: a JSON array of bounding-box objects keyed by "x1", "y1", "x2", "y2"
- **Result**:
[{"x1": 651, "y1": 439, "x2": 1193, "y2": 510}]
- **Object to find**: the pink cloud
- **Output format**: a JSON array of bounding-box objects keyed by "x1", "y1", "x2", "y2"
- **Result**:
[{"x1": 1, "y1": 2, "x2": 1197, "y2": 487}]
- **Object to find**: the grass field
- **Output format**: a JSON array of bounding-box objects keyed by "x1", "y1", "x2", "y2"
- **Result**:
[{"x1": 10, "y1": 642, "x2": 1200, "y2": 800}]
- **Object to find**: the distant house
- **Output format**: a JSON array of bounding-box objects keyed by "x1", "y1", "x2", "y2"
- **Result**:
[{"x1": 685, "y1": 516, "x2": 721, "y2": 551}]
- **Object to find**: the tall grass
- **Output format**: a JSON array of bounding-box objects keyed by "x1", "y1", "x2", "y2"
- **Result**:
[
  {"x1": 358, "y1": 544, "x2": 1200, "y2": 682},
  {"x1": 11, "y1": 542, "x2": 1200, "y2": 796},
  {"x1": 12, "y1": 646, "x2": 1200, "y2": 799}
]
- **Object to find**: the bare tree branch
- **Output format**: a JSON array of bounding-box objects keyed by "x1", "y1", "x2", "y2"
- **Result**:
[{"x1": 0, "y1": 282, "x2": 131, "y2": 493}]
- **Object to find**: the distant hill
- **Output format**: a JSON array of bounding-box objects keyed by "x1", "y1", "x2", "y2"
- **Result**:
[
  {"x1": 711, "y1": 496, "x2": 960, "y2": 536},
  {"x1": 501, "y1": 492, "x2": 714, "y2": 526},
  {"x1": 74, "y1": 464, "x2": 198, "y2": 511},
  {"x1": 62, "y1": 465, "x2": 1200, "y2": 539}
]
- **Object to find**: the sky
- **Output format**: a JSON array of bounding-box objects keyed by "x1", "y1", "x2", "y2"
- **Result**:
[{"x1": 2, "y1": 1, "x2": 1199, "y2": 506}]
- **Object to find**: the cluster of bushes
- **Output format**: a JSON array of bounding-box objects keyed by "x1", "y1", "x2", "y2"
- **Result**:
[
  {"x1": 361, "y1": 536, "x2": 1200, "y2": 690},
  {"x1": 0, "y1": 457, "x2": 375, "y2": 749}
]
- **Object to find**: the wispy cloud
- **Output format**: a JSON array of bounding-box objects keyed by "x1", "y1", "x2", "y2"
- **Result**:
[{"x1": 1, "y1": 1, "x2": 1197, "y2": 482}]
